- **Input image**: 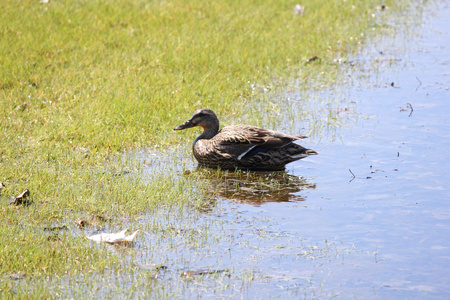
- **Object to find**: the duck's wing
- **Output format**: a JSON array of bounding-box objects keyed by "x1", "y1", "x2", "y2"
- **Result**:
[{"x1": 216, "y1": 125, "x2": 305, "y2": 149}]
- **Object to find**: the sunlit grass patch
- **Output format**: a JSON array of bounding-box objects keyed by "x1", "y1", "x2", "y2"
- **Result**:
[
  {"x1": 0, "y1": 227, "x2": 113, "y2": 277},
  {"x1": 1, "y1": 0, "x2": 407, "y2": 150}
]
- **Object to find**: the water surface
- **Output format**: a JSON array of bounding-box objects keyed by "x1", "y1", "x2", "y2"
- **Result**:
[
  {"x1": 270, "y1": 3, "x2": 450, "y2": 298},
  {"x1": 135, "y1": 3, "x2": 450, "y2": 299}
]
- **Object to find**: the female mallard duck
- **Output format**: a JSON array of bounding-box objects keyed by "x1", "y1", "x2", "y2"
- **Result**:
[{"x1": 174, "y1": 109, "x2": 318, "y2": 171}]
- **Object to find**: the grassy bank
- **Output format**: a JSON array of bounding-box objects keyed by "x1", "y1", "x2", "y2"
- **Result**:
[
  {"x1": 1, "y1": 0, "x2": 398, "y2": 149},
  {"x1": 1, "y1": 0, "x2": 416, "y2": 297}
]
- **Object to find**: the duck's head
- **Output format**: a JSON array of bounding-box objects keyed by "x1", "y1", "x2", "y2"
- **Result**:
[{"x1": 174, "y1": 108, "x2": 219, "y2": 131}]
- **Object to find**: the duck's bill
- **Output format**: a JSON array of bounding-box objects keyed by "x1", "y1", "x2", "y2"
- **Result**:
[
  {"x1": 306, "y1": 149, "x2": 319, "y2": 155},
  {"x1": 173, "y1": 120, "x2": 194, "y2": 130}
]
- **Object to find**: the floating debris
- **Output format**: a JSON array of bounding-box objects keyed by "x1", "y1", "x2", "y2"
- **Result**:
[
  {"x1": 76, "y1": 220, "x2": 89, "y2": 228},
  {"x1": 110, "y1": 170, "x2": 130, "y2": 177},
  {"x1": 250, "y1": 84, "x2": 270, "y2": 93},
  {"x1": 140, "y1": 263, "x2": 168, "y2": 271},
  {"x1": 399, "y1": 103, "x2": 414, "y2": 117},
  {"x1": 14, "y1": 102, "x2": 28, "y2": 112},
  {"x1": 47, "y1": 234, "x2": 60, "y2": 241},
  {"x1": 76, "y1": 215, "x2": 109, "y2": 229},
  {"x1": 76, "y1": 147, "x2": 90, "y2": 158},
  {"x1": 306, "y1": 55, "x2": 320, "y2": 63},
  {"x1": 9, "y1": 189, "x2": 31, "y2": 206},
  {"x1": 415, "y1": 76, "x2": 422, "y2": 91},
  {"x1": 375, "y1": 57, "x2": 401, "y2": 63},
  {"x1": 6, "y1": 273, "x2": 26, "y2": 281},
  {"x1": 44, "y1": 225, "x2": 68, "y2": 231},
  {"x1": 293, "y1": 4, "x2": 305, "y2": 16},
  {"x1": 349, "y1": 169, "x2": 356, "y2": 182},
  {"x1": 93, "y1": 215, "x2": 107, "y2": 222},
  {"x1": 181, "y1": 269, "x2": 229, "y2": 277},
  {"x1": 87, "y1": 229, "x2": 139, "y2": 244}
]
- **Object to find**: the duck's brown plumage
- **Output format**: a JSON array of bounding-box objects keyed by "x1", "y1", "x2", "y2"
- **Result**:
[{"x1": 174, "y1": 109, "x2": 318, "y2": 171}]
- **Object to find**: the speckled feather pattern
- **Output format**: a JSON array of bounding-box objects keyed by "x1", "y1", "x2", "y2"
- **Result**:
[
  {"x1": 193, "y1": 125, "x2": 310, "y2": 170},
  {"x1": 174, "y1": 109, "x2": 317, "y2": 171}
]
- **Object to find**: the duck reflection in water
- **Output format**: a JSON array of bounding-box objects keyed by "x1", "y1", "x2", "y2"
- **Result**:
[{"x1": 190, "y1": 167, "x2": 316, "y2": 205}]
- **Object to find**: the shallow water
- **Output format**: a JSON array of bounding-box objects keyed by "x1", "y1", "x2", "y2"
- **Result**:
[
  {"x1": 272, "y1": 3, "x2": 450, "y2": 298},
  {"x1": 78, "y1": 3, "x2": 450, "y2": 299},
  {"x1": 130, "y1": 3, "x2": 450, "y2": 299}
]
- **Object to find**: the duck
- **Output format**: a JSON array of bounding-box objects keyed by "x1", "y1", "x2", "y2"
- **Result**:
[{"x1": 174, "y1": 109, "x2": 318, "y2": 171}]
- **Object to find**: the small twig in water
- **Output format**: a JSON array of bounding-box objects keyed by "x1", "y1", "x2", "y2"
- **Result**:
[
  {"x1": 349, "y1": 169, "x2": 356, "y2": 182},
  {"x1": 407, "y1": 102, "x2": 413, "y2": 117},
  {"x1": 399, "y1": 103, "x2": 414, "y2": 117},
  {"x1": 415, "y1": 76, "x2": 422, "y2": 91}
]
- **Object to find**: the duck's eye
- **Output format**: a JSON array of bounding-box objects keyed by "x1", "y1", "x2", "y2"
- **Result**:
[{"x1": 189, "y1": 117, "x2": 200, "y2": 125}]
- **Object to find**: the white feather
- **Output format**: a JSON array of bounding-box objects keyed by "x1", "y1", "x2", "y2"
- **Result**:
[
  {"x1": 87, "y1": 229, "x2": 139, "y2": 244},
  {"x1": 237, "y1": 145, "x2": 257, "y2": 161}
]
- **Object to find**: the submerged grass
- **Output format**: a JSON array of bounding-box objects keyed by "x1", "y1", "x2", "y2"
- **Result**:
[{"x1": 0, "y1": 0, "x2": 427, "y2": 297}]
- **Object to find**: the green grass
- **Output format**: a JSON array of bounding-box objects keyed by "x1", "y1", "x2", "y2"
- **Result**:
[
  {"x1": 1, "y1": 0, "x2": 401, "y2": 149},
  {"x1": 0, "y1": 0, "x2": 422, "y2": 297}
]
